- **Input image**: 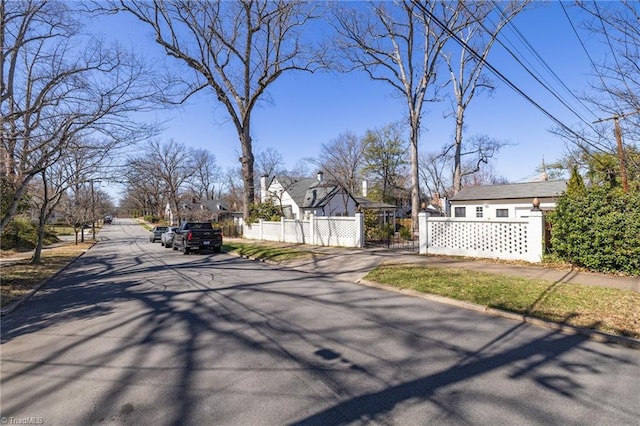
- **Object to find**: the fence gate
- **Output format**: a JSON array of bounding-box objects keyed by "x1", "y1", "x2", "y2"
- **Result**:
[{"x1": 364, "y1": 216, "x2": 418, "y2": 251}]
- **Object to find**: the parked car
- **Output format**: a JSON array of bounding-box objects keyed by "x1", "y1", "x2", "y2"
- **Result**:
[
  {"x1": 149, "y1": 226, "x2": 168, "y2": 243},
  {"x1": 172, "y1": 222, "x2": 223, "y2": 254},
  {"x1": 160, "y1": 227, "x2": 179, "y2": 248}
]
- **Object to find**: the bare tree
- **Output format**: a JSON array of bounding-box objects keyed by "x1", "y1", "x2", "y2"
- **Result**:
[
  {"x1": 566, "y1": 1, "x2": 640, "y2": 189},
  {"x1": 255, "y1": 147, "x2": 285, "y2": 179},
  {"x1": 333, "y1": 1, "x2": 468, "y2": 232},
  {"x1": 420, "y1": 134, "x2": 509, "y2": 197},
  {"x1": 441, "y1": 1, "x2": 528, "y2": 194},
  {"x1": 1, "y1": 0, "x2": 158, "y2": 232},
  {"x1": 141, "y1": 139, "x2": 195, "y2": 222},
  {"x1": 219, "y1": 167, "x2": 244, "y2": 213},
  {"x1": 122, "y1": 157, "x2": 166, "y2": 218},
  {"x1": 29, "y1": 137, "x2": 109, "y2": 262},
  {"x1": 306, "y1": 131, "x2": 366, "y2": 214},
  {"x1": 107, "y1": 0, "x2": 327, "y2": 221},
  {"x1": 189, "y1": 148, "x2": 222, "y2": 201}
]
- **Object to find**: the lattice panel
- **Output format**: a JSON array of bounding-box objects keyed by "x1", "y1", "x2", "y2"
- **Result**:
[
  {"x1": 314, "y1": 217, "x2": 356, "y2": 246},
  {"x1": 428, "y1": 220, "x2": 529, "y2": 256}
]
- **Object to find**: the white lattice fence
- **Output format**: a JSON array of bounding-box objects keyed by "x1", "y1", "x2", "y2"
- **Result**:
[
  {"x1": 419, "y1": 212, "x2": 544, "y2": 263},
  {"x1": 314, "y1": 216, "x2": 358, "y2": 247},
  {"x1": 243, "y1": 214, "x2": 364, "y2": 247},
  {"x1": 283, "y1": 219, "x2": 308, "y2": 244}
]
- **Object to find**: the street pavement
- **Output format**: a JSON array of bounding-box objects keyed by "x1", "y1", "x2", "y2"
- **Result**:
[
  {"x1": 226, "y1": 238, "x2": 640, "y2": 293},
  {"x1": 1, "y1": 219, "x2": 639, "y2": 425}
]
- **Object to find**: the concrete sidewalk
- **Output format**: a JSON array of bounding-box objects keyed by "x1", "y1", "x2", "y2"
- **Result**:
[{"x1": 229, "y1": 239, "x2": 640, "y2": 293}]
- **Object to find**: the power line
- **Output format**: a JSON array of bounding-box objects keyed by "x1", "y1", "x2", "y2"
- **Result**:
[
  {"x1": 417, "y1": 3, "x2": 607, "y2": 154},
  {"x1": 463, "y1": 1, "x2": 599, "y2": 133},
  {"x1": 560, "y1": 1, "x2": 622, "y2": 114},
  {"x1": 494, "y1": 1, "x2": 599, "y2": 123}
]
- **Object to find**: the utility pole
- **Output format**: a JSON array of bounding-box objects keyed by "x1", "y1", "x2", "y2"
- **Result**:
[{"x1": 594, "y1": 110, "x2": 639, "y2": 193}]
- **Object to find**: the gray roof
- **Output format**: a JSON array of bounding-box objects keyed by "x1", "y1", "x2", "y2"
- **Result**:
[
  {"x1": 276, "y1": 176, "x2": 342, "y2": 209},
  {"x1": 450, "y1": 180, "x2": 568, "y2": 201},
  {"x1": 353, "y1": 196, "x2": 397, "y2": 210}
]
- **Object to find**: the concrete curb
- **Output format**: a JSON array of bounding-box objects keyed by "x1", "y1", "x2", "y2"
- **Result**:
[
  {"x1": 0, "y1": 243, "x2": 95, "y2": 317},
  {"x1": 356, "y1": 279, "x2": 640, "y2": 350}
]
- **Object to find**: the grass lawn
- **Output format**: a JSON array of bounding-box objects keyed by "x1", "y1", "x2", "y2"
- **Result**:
[
  {"x1": 365, "y1": 264, "x2": 640, "y2": 339},
  {"x1": 0, "y1": 242, "x2": 93, "y2": 308},
  {"x1": 223, "y1": 241, "x2": 320, "y2": 262}
]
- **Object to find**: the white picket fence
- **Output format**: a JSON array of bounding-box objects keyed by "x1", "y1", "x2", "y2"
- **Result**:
[
  {"x1": 243, "y1": 213, "x2": 365, "y2": 248},
  {"x1": 418, "y1": 211, "x2": 545, "y2": 263}
]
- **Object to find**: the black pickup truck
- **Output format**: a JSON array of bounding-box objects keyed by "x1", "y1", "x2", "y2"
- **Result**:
[{"x1": 172, "y1": 222, "x2": 223, "y2": 254}]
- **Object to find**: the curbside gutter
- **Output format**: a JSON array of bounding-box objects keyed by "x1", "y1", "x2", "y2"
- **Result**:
[
  {"x1": 0, "y1": 243, "x2": 95, "y2": 317},
  {"x1": 356, "y1": 279, "x2": 640, "y2": 350}
]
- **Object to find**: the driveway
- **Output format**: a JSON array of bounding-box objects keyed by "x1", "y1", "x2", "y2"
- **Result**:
[{"x1": 1, "y1": 218, "x2": 639, "y2": 425}]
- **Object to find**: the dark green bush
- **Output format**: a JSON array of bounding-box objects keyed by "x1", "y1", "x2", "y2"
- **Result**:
[
  {"x1": 143, "y1": 215, "x2": 162, "y2": 223},
  {"x1": 247, "y1": 200, "x2": 281, "y2": 224},
  {"x1": 0, "y1": 217, "x2": 58, "y2": 251},
  {"x1": 549, "y1": 186, "x2": 640, "y2": 275}
]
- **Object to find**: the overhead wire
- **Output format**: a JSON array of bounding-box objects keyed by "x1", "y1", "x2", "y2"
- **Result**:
[
  {"x1": 418, "y1": 2, "x2": 607, "y2": 154},
  {"x1": 493, "y1": 0, "x2": 599, "y2": 123},
  {"x1": 593, "y1": 0, "x2": 634, "y2": 112},
  {"x1": 461, "y1": 1, "x2": 601, "y2": 136}
]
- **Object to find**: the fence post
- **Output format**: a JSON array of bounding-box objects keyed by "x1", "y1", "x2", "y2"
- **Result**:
[
  {"x1": 259, "y1": 219, "x2": 264, "y2": 241},
  {"x1": 309, "y1": 213, "x2": 315, "y2": 246},
  {"x1": 355, "y1": 212, "x2": 364, "y2": 248},
  {"x1": 281, "y1": 216, "x2": 286, "y2": 242},
  {"x1": 419, "y1": 212, "x2": 428, "y2": 255},
  {"x1": 526, "y1": 210, "x2": 544, "y2": 263}
]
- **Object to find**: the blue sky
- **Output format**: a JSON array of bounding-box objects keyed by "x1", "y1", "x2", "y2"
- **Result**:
[{"x1": 94, "y1": 1, "x2": 607, "y2": 192}]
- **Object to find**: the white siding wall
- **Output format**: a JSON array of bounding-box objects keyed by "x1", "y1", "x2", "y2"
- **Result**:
[{"x1": 450, "y1": 197, "x2": 557, "y2": 219}]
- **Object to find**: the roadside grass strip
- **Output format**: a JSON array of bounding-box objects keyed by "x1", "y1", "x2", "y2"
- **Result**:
[
  {"x1": 224, "y1": 242, "x2": 318, "y2": 263},
  {"x1": 365, "y1": 264, "x2": 640, "y2": 339},
  {"x1": 0, "y1": 242, "x2": 93, "y2": 308}
]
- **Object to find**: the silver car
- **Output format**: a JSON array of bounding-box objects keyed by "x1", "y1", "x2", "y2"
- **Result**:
[{"x1": 160, "y1": 227, "x2": 179, "y2": 248}]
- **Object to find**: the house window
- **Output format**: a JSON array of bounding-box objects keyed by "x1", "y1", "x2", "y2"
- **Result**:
[
  {"x1": 454, "y1": 207, "x2": 466, "y2": 217},
  {"x1": 476, "y1": 207, "x2": 483, "y2": 218},
  {"x1": 496, "y1": 208, "x2": 509, "y2": 218}
]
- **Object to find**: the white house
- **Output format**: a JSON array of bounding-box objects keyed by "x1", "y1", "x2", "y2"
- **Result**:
[
  {"x1": 261, "y1": 172, "x2": 359, "y2": 219},
  {"x1": 448, "y1": 180, "x2": 568, "y2": 219}
]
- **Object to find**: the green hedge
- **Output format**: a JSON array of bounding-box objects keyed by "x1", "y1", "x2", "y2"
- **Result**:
[{"x1": 549, "y1": 186, "x2": 640, "y2": 275}]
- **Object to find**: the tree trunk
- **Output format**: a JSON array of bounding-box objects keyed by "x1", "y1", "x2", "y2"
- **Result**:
[
  {"x1": 240, "y1": 126, "x2": 255, "y2": 221},
  {"x1": 32, "y1": 203, "x2": 48, "y2": 264},
  {"x1": 410, "y1": 116, "x2": 420, "y2": 235},
  {"x1": 453, "y1": 105, "x2": 464, "y2": 194}
]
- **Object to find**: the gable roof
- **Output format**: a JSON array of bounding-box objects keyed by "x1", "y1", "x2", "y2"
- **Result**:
[
  {"x1": 272, "y1": 176, "x2": 344, "y2": 209},
  {"x1": 450, "y1": 180, "x2": 568, "y2": 202}
]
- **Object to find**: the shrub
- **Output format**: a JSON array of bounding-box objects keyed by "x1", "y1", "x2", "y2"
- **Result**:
[
  {"x1": 246, "y1": 200, "x2": 281, "y2": 224},
  {"x1": 143, "y1": 215, "x2": 162, "y2": 223},
  {"x1": 549, "y1": 186, "x2": 640, "y2": 275},
  {"x1": 1, "y1": 217, "x2": 38, "y2": 250}
]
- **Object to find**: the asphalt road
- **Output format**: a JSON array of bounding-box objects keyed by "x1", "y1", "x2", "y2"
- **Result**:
[{"x1": 1, "y1": 218, "x2": 639, "y2": 425}]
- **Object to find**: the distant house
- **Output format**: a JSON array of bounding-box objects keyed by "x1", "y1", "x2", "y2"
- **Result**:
[
  {"x1": 448, "y1": 180, "x2": 568, "y2": 219},
  {"x1": 261, "y1": 172, "x2": 397, "y2": 219},
  {"x1": 261, "y1": 172, "x2": 358, "y2": 219},
  {"x1": 166, "y1": 199, "x2": 231, "y2": 224}
]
